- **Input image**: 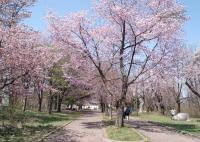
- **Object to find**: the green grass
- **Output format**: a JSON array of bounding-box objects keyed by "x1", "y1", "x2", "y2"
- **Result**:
[
  {"x1": 106, "y1": 126, "x2": 143, "y2": 141},
  {"x1": 103, "y1": 114, "x2": 144, "y2": 141},
  {"x1": 0, "y1": 110, "x2": 80, "y2": 142},
  {"x1": 134, "y1": 113, "x2": 200, "y2": 137}
]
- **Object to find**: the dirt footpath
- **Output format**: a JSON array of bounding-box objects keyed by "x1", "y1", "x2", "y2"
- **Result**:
[
  {"x1": 43, "y1": 112, "x2": 107, "y2": 142},
  {"x1": 126, "y1": 118, "x2": 200, "y2": 142}
]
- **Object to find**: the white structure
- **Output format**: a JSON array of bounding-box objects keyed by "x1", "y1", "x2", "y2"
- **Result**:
[
  {"x1": 172, "y1": 113, "x2": 189, "y2": 121},
  {"x1": 139, "y1": 97, "x2": 144, "y2": 113},
  {"x1": 82, "y1": 102, "x2": 99, "y2": 110},
  {"x1": 0, "y1": 92, "x2": 9, "y2": 106}
]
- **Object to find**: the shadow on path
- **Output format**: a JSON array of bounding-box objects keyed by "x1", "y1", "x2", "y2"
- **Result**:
[
  {"x1": 126, "y1": 119, "x2": 176, "y2": 134},
  {"x1": 42, "y1": 111, "x2": 105, "y2": 142},
  {"x1": 43, "y1": 129, "x2": 80, "y2": 142},
  {"x1": 82, "y1": 121, "x2": 102, "y2": 129}
]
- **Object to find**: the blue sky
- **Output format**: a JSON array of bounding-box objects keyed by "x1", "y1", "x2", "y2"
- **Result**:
[{"x1": 24, "y1": 0, "x2": 200, "y2": 46}]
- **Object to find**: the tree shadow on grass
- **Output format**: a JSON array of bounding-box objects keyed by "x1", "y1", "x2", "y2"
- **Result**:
[
  {"x1": 127, "y1": 119, "x2": 200, "y2": 136},
  {"x1": 24, "y1": 125, "x2": 56, "y2": 133},
  {"x1": 30, "y1": 115, "x2": 70, "y2": 124},
  {"x1": 163, "y1": 122, "x2": 200, "y2": 134},
  {"x1": 0, "y1": 126, "x2": 22, "y2": 137},
  {"x1": 24, "y1": 111, "x2": 81, "y2": 124},
  {"x1": 126, "y1": 120, "x2": 173, "y2": 133},
  {"x1": 0, "y1": 110, "x2": 81, "y2": 141},
  {"x1": 0, "y1": 124, "x2": 57, "y2": 141}
]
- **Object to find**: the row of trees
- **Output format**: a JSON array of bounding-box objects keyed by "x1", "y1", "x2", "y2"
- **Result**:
[
  {"x1": 0, "y1": 0, "x2": 92, "y2": 121},
  {"x1": 1, "y1": 0, "x2": 200, "y2": 128},
  {"x1": 47, "y1": 0, "x2": 193, "y2": 127}
]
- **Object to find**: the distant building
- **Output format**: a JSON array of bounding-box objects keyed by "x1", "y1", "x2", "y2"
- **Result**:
[{"x1": 82, "y1": 102, "x2": 99, "y2": 110}]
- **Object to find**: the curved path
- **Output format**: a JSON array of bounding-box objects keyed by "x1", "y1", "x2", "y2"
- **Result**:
[
  {"x1": 126, "y1": 117, "x2": 200, "y2": 142},
  {"x1": 43, "y1": 111, "x2": 107, "y2": 142}
]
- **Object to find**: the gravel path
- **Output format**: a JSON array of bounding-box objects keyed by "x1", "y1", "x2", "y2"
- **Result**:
[
  {"x1": 43, "y1": 111, "x2": 107, "y2": 142},
  {"x1": 126, "y1": 117, "x2": 200, "y2": 142}
]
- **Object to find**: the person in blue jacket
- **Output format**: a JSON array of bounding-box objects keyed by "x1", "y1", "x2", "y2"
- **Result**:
[{"x1": 123, "y1": 106, "x2": 131, "y2": 120}]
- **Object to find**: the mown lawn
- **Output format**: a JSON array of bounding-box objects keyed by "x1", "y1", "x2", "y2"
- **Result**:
[
  {"x1": 134, "y1": 113, "x2": 200, "y2": 137},
  {"x1": 0, "y1": 110, "x2": 80, "y2": 142},
  {"x1": 106, "y1": 126, "x2": 143, "y2": 141},
  {"x1": 103, "y1": 114, "x2": 145, "y2": 141}
]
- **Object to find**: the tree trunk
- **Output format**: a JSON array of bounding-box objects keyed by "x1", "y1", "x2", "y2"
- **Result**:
[
  {"x1": 70, "y1": 104, "x2": 73, "y2": 110},
  {"x1": 109, "y1": 104, "x2": 113, "y2": 120},
  {"x1": 48, "y1": 67, "x2": 54, "y2": 114},
  {"x1": 78, "y1": 105, "x2": 82, "y2": 111},
  {"x1": 57, "y1": 95, "x2": 63, "y2": 112},
  {"x1": 105, "y1": 104, "x2": 109, "y2": 116},
  {"x1": 115, "y1": 84, "x2": 126, "y2": 127},
  {"x1": 160, "y1": 103, "x2": 165, "y2": 115},
  {"x1": 135, "y1": 97, "x2": 139, "y2": 116},
  {"x1": 100, "y1": 96, "x2": 105, "y2": 113},
  {"x1": 23, "y1": 95, "x2": 27, "y2": 112},
  {"x1": 177, "y1": 100, "x2": 181, "y2": 113},
  {"x1": 101, "y1": 103, "x2": 105, "y2": 113},
  {"x1": 116, "y1": 105, "x2": 124, "y2": 127},
  {"x1": 54, "y1": 95, "x2": 57, "y2": 110},
  {"x1": 48, "y1": 95, "x2": 53, "y2": 114},
  {"x1": 38, "y1": 90, "x2": 43, "y2": 112},
  {"x1": 109, "y1": 95, "x2": 113, "y2": 120},
  {"x1": 147, "y1": 107, "x2": 150, "y2": 113},
  {"x1": 38, "y1": 97, "x2": 42, "y2": 112}
]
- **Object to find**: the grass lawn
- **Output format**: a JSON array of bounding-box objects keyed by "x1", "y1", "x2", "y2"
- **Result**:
[
  {"x1": 106, "y1": 126, "x2": 143, "y2": 141},
  {"x1": 0, "y1": 110, "x2": 80, "y2": 142},
  {"x1": 134, "y1": 113, "x2": 200, "y2": 137},
  {"x1": 103, "y1": 114, "x2": 144, "y2": 141}
]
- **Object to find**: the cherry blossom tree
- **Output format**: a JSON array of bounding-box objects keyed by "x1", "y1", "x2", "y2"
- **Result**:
[
  {"x1": 185, "y1": 49, "x2": 200, "y2": 98},
  {"x1": 30, "y1": 44, "x2": 63, "y2": 112},
  {"x1": 0, "y1": 0, "x2": 38, "y2": 105},
  {"x1": 48, "y1": 0, "x2": 186, "y2": 127},
  {"x1": 132, "y1": 45, "x2": 192, "y2": 114},
  {"x1": 0, "y1": 0, "x2": 37, "y2": 91},
  {"x1": 164, "y1": 46, "x2": 190, "y2": 113},
  {"x1": 0, "y1": 0, "x2": 36, "y2": 27},
  {"x1": 0, "y1": 25, "x2": 41, "y2": 91}
]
